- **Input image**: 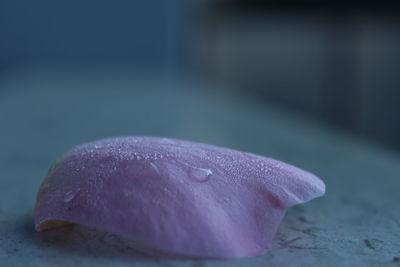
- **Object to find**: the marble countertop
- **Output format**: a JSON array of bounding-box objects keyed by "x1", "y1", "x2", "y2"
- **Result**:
[{"x1": 1, "y1": 67, "x2": 399, "y2": 266}]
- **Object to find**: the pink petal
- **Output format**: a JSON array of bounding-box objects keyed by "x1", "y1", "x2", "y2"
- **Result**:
[{"x1": 34, "y1": 136, "x2": 325, "y2": 259}]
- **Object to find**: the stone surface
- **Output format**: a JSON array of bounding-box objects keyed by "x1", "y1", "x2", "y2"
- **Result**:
[{"x1": 0, "y1": 66, "x2": 399, "y2": 266}]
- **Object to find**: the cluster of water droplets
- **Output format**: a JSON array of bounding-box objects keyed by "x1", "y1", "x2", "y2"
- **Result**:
[
  {"x1": 131, "y1": 151, "x2": 173, "y2": 161},
  {"x1": 246, "y1": 158, "x2": 274, "y2": 175},
  {"x1": 73, "y1": 137, "x2": 288, "y2": 187}
]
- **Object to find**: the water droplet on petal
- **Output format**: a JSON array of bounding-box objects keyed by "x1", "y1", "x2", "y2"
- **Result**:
[
  {"x1": 64, "y1": 188, "x2": 80, "y2": 203},
  {"x1": 189, "y1": 166, "x2": 213, "y2": 182},
  {"x1": 149, "y1": 162, "x2": 161, "y2": 175}
]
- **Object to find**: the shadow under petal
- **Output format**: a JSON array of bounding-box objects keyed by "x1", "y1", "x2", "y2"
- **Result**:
[
  {"x1": 7, "y1": 213, "x2": 207, "y2": 263},
  {"x1": 37, "y1": 224, "x2": 163, "y2": 260},
  {"x1": 36, "y1": 223, "x2": 210, "y2": 261}
]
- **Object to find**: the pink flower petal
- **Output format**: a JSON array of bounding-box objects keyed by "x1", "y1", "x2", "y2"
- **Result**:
[{"x1": 35, "y1": 136, "x2": 325, "y2": 259}]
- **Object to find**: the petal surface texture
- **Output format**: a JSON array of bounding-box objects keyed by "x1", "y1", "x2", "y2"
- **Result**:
[{"x1": 35, "y1": 136, "x2": 325, "y2": 259}]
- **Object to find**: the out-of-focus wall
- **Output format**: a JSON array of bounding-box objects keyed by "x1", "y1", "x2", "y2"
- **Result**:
[
  {"x1": 200, "y1": 2, "x2": 400, "y2": 150},
  {"x1": 1, "y1": 0, "x2": 399, "y2": 151},
  {"x1": 0, "y1": 0, "x2": 194, "y2": 74}
]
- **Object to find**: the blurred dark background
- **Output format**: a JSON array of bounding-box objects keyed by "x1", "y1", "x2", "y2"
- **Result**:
[{"x1": 1, "y1": 0, "x2": 400, "y2": 151}]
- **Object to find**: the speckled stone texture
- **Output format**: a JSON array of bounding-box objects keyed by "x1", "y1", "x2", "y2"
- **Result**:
[
  {"x1": 1, "y1": 68, "x2": 400, "y2": 266},
  {"x1": 35, "y1": 136, "x2": 325, "y2": 259}
]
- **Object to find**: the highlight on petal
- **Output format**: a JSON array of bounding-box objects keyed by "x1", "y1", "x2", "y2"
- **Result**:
[{"x1": 34, "y1": 136, "x2": 325, "y2": 259}]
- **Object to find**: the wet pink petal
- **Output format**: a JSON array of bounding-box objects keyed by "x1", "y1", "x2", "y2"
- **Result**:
[{"x1": 35, "y1": 136, "x2": 325, "y2": 259}]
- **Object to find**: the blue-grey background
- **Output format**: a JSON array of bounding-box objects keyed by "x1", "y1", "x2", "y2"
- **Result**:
[
  {"x1": 1, "y1": 1, "x2": 400, "y2": 266},
  {"x1": 1, "y1": 1, "x2": 400, "y2": 150}
]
